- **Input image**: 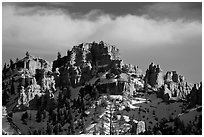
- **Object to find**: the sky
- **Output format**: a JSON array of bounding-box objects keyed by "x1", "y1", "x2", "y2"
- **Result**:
[{"x1": 2, "y1": 2, "x2": 202, "y2": 83}]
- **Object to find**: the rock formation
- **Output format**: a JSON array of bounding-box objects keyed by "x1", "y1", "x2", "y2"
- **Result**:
[
  {"x1": 162, "y1": 71, "x2": 193, "y2": 101},
  {"x1": 2, "y1": 53, "x2": 53, "y2": 110},
  {"x1": 52, "y1": 41, "x2": 121, "y2": 88},
  {"x1": 144, "y1": 62, "x2": 164, "y2": 89},
  {"x1": 165, "y1": 71, "x2": 185, "y2": 83},
  {"x1": 2, "y1": 41, "x2": 202, "y2": 135}
]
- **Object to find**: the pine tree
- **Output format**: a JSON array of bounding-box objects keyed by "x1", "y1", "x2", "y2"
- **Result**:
[
  {"x1": 21, "y1": 111, "x2": 29, "y2": 125},
  {"x1": 58, "y1": 92, "x2": 63, "y2": 108},
  {"x1": 10, "y1": 79, "x2": 15, "y2": 94},
  {"x1": 93, "y1": 125, "x2": 97, "y2": 135},
  {"x1": 16, "y1": 58, "x2": 19, "y2": 62},
  {"x1": 36, "y1": 110, "x2": 42, "y2": 122},
  {"x1": 10, "y1": 59, "x2": 14, "y2": 67},
  {"x1": 26, "y1": 51, "x2": 30, "y2": 57},
  {"x1": 2, "y1": 91, "x2": 9, "y2": 106},
  {"x1": 110, "y1": 104, "x2": 113, "y2": 135},
  {"x1": 57, "y1": 52, "x2": 61, "y2": 59},
  {"x1": 67, "y1": 50, "x2": 71, "y2": 56},
  {"x1": 99, "y1": 121, "x2": 105, "y2": 135},
  {"x1": 67, "y1": 86, "x2": 71, "y2": 99},
  {"x1": 67, "y1": 99, "x2": 75, "y2": 134},
  {"x1": 3, "y1": 63, "x2": 7, "y2": 72}
]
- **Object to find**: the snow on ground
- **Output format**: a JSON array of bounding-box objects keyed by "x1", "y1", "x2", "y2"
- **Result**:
[
  {"x1": 84, "y1": 94, "x2": 145, "y2": 135},
  {"x1": 127, "y1": 102, "x2": 139, "y2": 109},
  {"x1": 109, "y1": 95, "x2": 123, "y2": 100},
  {"x1": 99, "y1": 78, "x2": 117, "y2": 84},
  {"x1": 122, "y1": 96, "x2": 184, "y2": 129},
  {"x1": 131, "y1": 98, "x2": 147, "y2": 105}
]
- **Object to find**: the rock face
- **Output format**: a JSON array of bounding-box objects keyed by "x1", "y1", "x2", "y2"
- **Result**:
[
  {"x1": 144, "y1": 64, "x2": 195, "y2": 102},
  {"x1": 2, "y1": 53, "x2": 53, "y2": 110},
  {"x1": 3, "y1": 42, "x2": 201, "y2": 110},
  {"x1": 162, "y1": 71, "x2": 193, "y2": 101},
  {"x1": 52, "y1": 41, "x2": 121, "y2": 88},
  {"x1": 144, "y1": 62, "x2": 164, "y2": 89},
  {"x1": 165, "y1": 71, "x2": 185, "y2": 83},
  {"x1": 2, "y1": 41, "x2": 202, "y2": 135}
]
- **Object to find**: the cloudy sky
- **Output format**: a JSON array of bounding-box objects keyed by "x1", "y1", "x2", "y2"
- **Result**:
[{"x1": 2, "y1": 2, "x2": 202, "y2": 83}]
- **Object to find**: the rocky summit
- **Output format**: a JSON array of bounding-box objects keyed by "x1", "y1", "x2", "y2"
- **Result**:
[{"x1": 2, "y1": 41, "x2": 202, "y2": 135}]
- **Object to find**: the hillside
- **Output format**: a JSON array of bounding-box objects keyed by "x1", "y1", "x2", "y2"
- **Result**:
[{"x1": 2, "y1": 41, "x2": 202, "y2": 135}]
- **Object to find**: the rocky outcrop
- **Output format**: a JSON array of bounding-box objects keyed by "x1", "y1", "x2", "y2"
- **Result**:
[
  {"x1": 2, "y1": 53, "x2": 53, "y2": 110},
  {"x1": 52, "y1": 41, "x2": 121, "y2": 88},
  {"x1": 122, "y1": 64, "x2": 143, "y2": 77},
  {"x1": 165, "y1": 71, "x2": 185, "y2": 83},
  {"x1": 2, "y1": 41, "x2": 201, "y2": 113},
  {"x1": 144, "y1": 62, "x2": 164, "y2": 89},
  {"x1": 161, "y1": 71, "x2": 193, "y2": 101},
  {"x1": 2, "y1": 41, "x2": 202, "y2": 135}
]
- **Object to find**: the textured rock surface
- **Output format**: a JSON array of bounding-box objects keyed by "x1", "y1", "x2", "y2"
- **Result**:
[
  {"x1": 144, "y1": 62, "x2": 164, "y2": 88},
  {"x1": 2, "y1": 41, "x2": 202, "y2": 135},
  {"x1": 52, "y1": 41, "x2": 121, "y2": 88},
  {"x1": 165, "y1": 71, "x2": 185, "y2": 83},
  {"x1": 2, "y1": 54, "x2": 53, "y2": 110},
  {"x1": 162, "y1": 71, "x2": 193, "y2": 101}
]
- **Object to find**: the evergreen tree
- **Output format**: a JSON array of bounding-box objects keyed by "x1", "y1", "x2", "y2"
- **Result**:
[
  {"x1": 3, "y1": 63, "x2": 7, "y2": 72},
  {"x1": 66, "y1": 86, "x2": 71, "y2": 99},
  {"x1": 58, "y1": 92, "x2": 63, "y2": 108},
  {"x1": 46, "y1": 122, "x2": 52, "y2": 135},
  {"x1": 53, "y1": 124, "x2": 59, "y2": 135},
  {"x1": 23, "y1": 111, "x2": 29, "y2": 119},
  {"x1": 2, "y1": 91, "x2": 9, "y2": 106},
  {"x1": 99, "y1": 121, "x2": 105, "y2": 135},
  {"x1": 26, "y1": 51, "x2": 30, "y2": 57},
  {"x1": 16, "y1": 58, "x2": 19, "y2": 62},
  {"x1": 109, "y1": 104, "x2": 113, "y2": 135},
  {"x1": 36, "y1": 110, "x2": 42, "y2": 122},
  {"x1": 10, "y1": 77, "x2": 15, "y2": 94},
  {"x1": 10, "y1": 59, "x2": 14, "y2": 68},
  {"x1": 21, "y1": 111, "x2": 29, "y2": 125},
  {"x1": 67, "y1": 100, "x2": 75, "y2": 134},
  {"x1": 57, "y1": 52, "x2": 61, "y2": 59},
  {"x1": 67, "y1": 50, "x2": 71, "y2": 56},
  {"x1": 93, "y1": 125, "x2": 97, "y2": 135}
]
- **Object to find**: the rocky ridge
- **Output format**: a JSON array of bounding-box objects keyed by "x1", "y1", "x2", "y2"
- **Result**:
[{"x1": 2, "y1": 41, "x2": 202, "y2": 135}]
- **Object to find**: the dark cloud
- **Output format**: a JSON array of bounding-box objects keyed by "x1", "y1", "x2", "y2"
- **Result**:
[
  {"x1": 2, "y1": 2, "x2": 74, "y2": 9},
  {"x1": 3, "y1": 2, "x2": 201, "y2": 21},
  {"x1": 2, "y1": 2, "x2": 202, "y2": 83},
  {"x1": 140, "y1": 2, "x2": 202, "y2": 21}
]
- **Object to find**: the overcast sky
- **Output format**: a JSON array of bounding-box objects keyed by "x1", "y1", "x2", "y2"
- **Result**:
[{"x1": 2, "y1": 2, "x2": 202, "y2": 83}]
